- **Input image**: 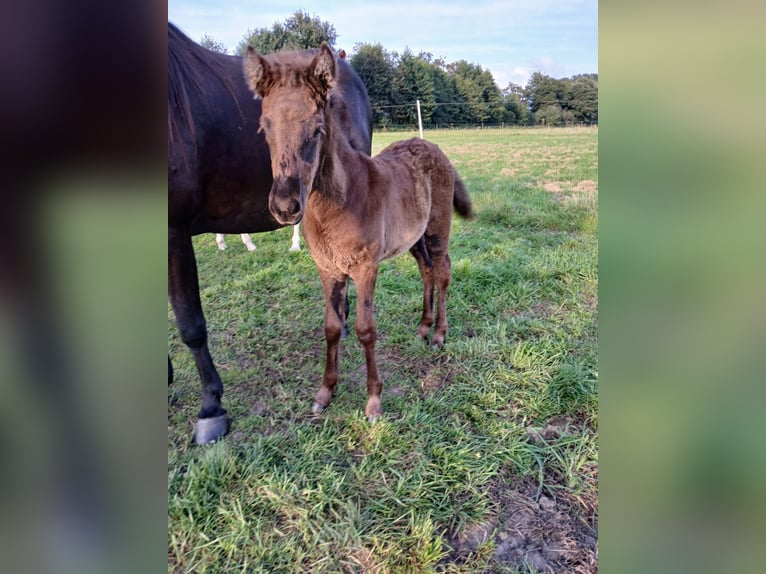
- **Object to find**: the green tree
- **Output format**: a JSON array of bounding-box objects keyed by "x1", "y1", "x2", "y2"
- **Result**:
[
  {"x1": 566, "y1": 74, "x2": 598, "y2": 124},
  {"x1": 431, "y1": 65, "x2": 467, "y2": 126},
  {"x1": 536, "y1": 104, "x2": 564, "y2": 126},
  {"x1": 449, "y1": 60, "x2": 504, "y2": 124},
  {"x1": 199, "y1": 34, "x2": 227, "y2": 54},
  {"x1": 235, "y1": 10, "x2": 337, "y2": 55},
  {"x1": 525, "y1": 72, "x2": 565, "y2": 114},
  {"x1": 391, "y1": 50, "x2": 435, "y2": 125},
  {"x1": 502, "y1": 83, "x2": 528, "y2": 125},
  {"x1": 349, "y1": 43, "x2": 396, "y2": 127},
  {"x1": 526, "y1": 72, "x2": 598, "y2": 125}
]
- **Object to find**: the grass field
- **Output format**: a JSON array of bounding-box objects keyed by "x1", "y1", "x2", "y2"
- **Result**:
[{"x1": 168, "y1": 126, "x2": 598, "y2": 573}]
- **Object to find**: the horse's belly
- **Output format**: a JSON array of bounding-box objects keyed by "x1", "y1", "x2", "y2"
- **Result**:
[{"x1": 380, "y1": 220, "x2": 428, "y2": 260}]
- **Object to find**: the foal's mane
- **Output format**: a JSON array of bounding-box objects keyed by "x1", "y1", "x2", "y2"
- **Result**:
[
  {"x1": 167, "y1": 23, "x2": 242, "y2": 150},
  {"x1": 243, "y1": 48, "x2": 331, "y2": 104}
]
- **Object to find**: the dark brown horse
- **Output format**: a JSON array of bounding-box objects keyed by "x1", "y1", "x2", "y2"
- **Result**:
[
  {"x1": 168, "y1": 24, "x2": 372, "y2": 443},
  {"x1": 243, "y1": 43, "x2": 473, "y2": 420}
]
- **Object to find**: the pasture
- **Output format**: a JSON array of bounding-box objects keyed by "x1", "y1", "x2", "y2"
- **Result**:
[{"x1": 168, "y1": 126, "x2": 598, "y2": 573}]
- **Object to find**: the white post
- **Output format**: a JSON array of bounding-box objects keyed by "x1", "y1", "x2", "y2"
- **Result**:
[{"x1": 416, "y1": 99, "x2": 424, "y2": 139}]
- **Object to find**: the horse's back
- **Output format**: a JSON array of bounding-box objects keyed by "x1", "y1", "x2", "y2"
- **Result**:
[{"x1": 376, "y1": 138, "x2": 455, "y2": 201}]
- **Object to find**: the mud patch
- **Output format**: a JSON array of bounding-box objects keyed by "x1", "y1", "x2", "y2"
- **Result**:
[{"x1": 445, "y1": 476, "x2": 598, "y2": 573}]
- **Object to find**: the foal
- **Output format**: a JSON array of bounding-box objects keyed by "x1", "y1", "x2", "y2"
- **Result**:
[{"x1": 244, "y1": 44, "x2": 473, "y2": 419}]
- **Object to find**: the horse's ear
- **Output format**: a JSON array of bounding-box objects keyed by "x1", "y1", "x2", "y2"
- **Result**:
[
  {"x1": 309, "y1": 43, "x2": 336, "y2": 102},
  {"x1": 243, "y1": 46, "x2": 271, "y2": 97}
]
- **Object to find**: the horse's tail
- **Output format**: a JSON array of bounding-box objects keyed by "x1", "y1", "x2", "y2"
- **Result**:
[{"x1": 453, "y1": 171, "x2": 474, "y2": 219}]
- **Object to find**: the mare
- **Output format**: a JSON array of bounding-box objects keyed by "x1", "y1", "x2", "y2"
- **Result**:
[
  {"x1": 168, "y1": 24, "x2": 372, "y2": 443},
  {"x1": 243, "y1": 43, "x2": 473, "y2": 420}
]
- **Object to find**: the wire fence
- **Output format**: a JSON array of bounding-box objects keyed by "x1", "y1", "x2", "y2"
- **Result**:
[
  {"x1": 373, "y1": 122, "x2": 598, "y2": 133},
  {"x1": 369, "y1": 99, "x2": 598, "y2": 131}
]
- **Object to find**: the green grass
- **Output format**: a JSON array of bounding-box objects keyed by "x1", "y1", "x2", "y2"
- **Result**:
[{"x1": 168, "y1": 126, "x2": 598, "y2": 573}]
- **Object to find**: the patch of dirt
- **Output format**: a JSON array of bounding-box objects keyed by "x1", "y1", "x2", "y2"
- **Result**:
[
  {"x1": 573, "y1": 180, "x2": 597, "y2": 193},
  {"x1": 524, "y1": 415, "x2": 577, "y2": 443},
  {"x1": 542, "y1": 178, "x2": 598, "y2": 209},
  {"x1": 444, "y1": 440, "x2": 598, "y2": 574},
  {"x1": 345, "y1": 547, "x2": 384, "y2": 574},
  {"x1": 543, "y1": 182, "x2": 562, "y2": 193},
  {"x1": 445, "y1": 473, "x2": 598, "y2": 573},
  {"x1": 421, "y1": 364, "x2": 453, "y2": 392},
  {"x1": 500, "y1": 168, "x2": 516, "y2": 177}
]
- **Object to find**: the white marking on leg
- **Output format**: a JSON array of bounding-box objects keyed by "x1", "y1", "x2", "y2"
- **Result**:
[
  {"x1": 289, "y1": 224, "x2": 301, "y2": 251},
  {"x1": 241, "y1": 233, "x2": 257, "y2": 251}
]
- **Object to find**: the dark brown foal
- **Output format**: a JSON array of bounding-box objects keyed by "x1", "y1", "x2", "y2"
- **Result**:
[{"x1": 244, "y1": 43, "x2": 473, "y2": 420}]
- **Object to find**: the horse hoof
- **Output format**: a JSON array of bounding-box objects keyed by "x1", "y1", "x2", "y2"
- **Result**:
[
  {"x1": 311, "y1": 402, "x2": 325, "y2": 414},
  {"x1": 289, "y1": 245, "x2": 301, "y2": 252},
  {"x1": 194, "y1": 414, "x2": 230, "y2": 444},
  {"x1": 368, "y1": 414, "x2": 379, "y2": 424}
]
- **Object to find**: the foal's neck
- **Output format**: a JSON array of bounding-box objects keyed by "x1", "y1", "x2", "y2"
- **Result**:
[{"x1": 313, "y1": 108, "x2": 366, "y2": 206}]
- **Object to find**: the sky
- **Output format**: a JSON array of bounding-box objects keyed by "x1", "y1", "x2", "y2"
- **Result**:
[{"x1": 167, "y1": 0, "x2": 597, "y2": 89}]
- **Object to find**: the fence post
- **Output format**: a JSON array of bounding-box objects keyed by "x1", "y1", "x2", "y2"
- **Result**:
[{"x1": 416, "y1": 100, "x2": 423, "y2": 139}]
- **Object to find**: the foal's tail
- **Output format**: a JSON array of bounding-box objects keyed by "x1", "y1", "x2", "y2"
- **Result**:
[{"x1": 453, "y1": 172, "x2": 474, "y2": 219}]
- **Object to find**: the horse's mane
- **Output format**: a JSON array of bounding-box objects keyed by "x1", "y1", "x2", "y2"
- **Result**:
[{"x1": 167, "y1": 22, "x2": 242, "y2": 151}]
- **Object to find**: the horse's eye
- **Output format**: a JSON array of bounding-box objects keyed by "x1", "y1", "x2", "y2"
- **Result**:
[{"x1": 313, "y1": 126, "x2": 323, "y2": 138}]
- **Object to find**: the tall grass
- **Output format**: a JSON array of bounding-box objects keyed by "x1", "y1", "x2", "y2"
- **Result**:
[{"x1": 168, "y1": 126, "x2": 598, "y2": 573}]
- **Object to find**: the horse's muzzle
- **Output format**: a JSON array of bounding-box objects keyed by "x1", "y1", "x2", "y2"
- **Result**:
[{"x1": 269, "y1": 177, "x2": 304, "y2": 225}]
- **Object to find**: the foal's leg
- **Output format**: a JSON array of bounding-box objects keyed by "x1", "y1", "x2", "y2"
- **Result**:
[
  {"x1": 240, "y1": 233, "x2": 257, "y2": 251},
  {"x1": 428, "y1": 234, "x2": 452, "y2": 348},
  {"x1": 312, "y1": 272, "x2": 349, "y2": 413},
  {"x1": 169, "y1": 228, "x2": 229, "y2": 443},
  {"x1": 289, "y1": 224, "x2": 301, "y2": 251},
  {"x1": 351, "y1": 265, "x2": 383, "y2": 420},
  {"x1": 409, "y1": 237, "x2": 435, "y2": 341},
  {"x1": 215, "y1": 233, "x2": 227, "y2": 250}
]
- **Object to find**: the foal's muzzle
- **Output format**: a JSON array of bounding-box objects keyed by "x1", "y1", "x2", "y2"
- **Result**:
[{"x1": 269, "y1": 177, "x2": 304, "y2": 225}]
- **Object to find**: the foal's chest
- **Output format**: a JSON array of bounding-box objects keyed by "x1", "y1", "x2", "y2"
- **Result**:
[{"x1": 303, "y1": 213, "x2": 375, "y2": 274}]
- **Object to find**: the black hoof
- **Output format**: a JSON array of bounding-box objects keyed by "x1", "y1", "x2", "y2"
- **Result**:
[{"x1": 194, "y1": 414, "x2": 230, "y2": 445}]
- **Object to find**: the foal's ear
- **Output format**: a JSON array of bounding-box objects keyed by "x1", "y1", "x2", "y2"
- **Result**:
[
  {"x1": 309, "y1": 42, "x2": 336, "y2": 102},
  {"x1": 243, "y1": 46, "x2": 272, "y2": 97}
]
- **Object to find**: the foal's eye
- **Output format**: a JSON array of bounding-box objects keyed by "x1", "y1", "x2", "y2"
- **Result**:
[{"x1": 313, "y1": 126, "x2": 323, "y2": 138}]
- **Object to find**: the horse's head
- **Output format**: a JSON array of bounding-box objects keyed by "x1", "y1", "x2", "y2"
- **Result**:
[{"x1": 243, "y1": 44, "x2": 337, "y2": 225}]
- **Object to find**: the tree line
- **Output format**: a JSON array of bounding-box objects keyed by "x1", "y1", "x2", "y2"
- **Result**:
[{"x1": 198, "y1": 11, "x2": 597, "y2": 128}]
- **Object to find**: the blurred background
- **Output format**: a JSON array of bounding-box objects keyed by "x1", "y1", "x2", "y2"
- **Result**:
[
  {"x1": 0, "y1": 1, "x2": 166, "y2": 573},
  {"x1": 600, "y1": 1, "x2": 766, "y2": 572}
]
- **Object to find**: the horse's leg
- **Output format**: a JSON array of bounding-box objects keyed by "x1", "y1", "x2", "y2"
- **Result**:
[
  {"x1": 168, "y1": 227, "x2": 229, "y2": 443},
  {"x1": 215, "y1": 233, "x2": 227, "y2": 250},
  {"x1": 289, "y1": 224, "x2": 301, "y2": 251},
  {"x1": 312, "y1": 271, "x2": 349, "y2": 414},
  {"x1": 428, "y1": 233, "x2": 452, "y2": 348},
  {"x1": 351, "y1": 264, "x2": 383, "y2": 421},
  {"x1": 240, "y1": 233, "x2": 257, "y2": 251},
  {"x1": 409, "y1": 236, "x2": 435, "y2": 341}
]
